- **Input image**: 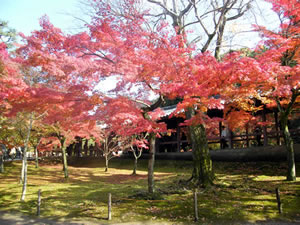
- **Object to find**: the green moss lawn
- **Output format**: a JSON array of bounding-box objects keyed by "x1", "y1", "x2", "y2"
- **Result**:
[{"x1": 0, "y1": 158, "x2": 299, "y2": 224}]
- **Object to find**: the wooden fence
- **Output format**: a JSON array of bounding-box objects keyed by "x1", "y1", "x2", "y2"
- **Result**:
[
  {"x1": 157, "y1": 128, "x2": 300, "y2": 152},
  {"x1": 39, "y1": 128, "x2": 300, "y2": 156}
]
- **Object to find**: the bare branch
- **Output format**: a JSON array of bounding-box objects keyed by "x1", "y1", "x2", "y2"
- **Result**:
[
  {"x1": 192, "y1": 1, "x2": 210, "y2": 36},
  {"x1": 130, "y1": 99, "x2": 151, "y2": 108},
  {"x1": 227, "y1": 1, "x2": 252, "y2": 21},
  {"x1": 147, "y1": 0, "x2": 178, "y2": 17},
  {"x1": 79, "y1": 46, "x2": 116, "y2": 64},
  {"x1": 179, "y1": 0, "x2": 194, "y2": 18}
]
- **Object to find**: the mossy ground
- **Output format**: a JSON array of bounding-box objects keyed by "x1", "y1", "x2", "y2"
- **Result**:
[{"x1": 0, "y1": 157, "x2": 299, "y2": 224}]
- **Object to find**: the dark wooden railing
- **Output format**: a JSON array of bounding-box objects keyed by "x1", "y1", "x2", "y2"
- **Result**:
[
  {"x1": 158, "y1": 128, "x2": 300, "y2": 151},
  {"x1": 39, "y1": 129, "x2": 300, "y2": 156}
]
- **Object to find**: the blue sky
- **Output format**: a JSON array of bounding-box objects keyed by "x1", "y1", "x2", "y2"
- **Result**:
[{"x1": 0, "y1": 0, "x2": 80, "y2": 35}]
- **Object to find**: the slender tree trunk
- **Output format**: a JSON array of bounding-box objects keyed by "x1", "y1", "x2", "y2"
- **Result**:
[
  {"x1": 132, "y1": 147, "x2": 142, "y2": 175},
  {"x1": 274, "y1": 111, "x2": 281, "y2": 145},
  {"x1": 105, "y1": 155, "x2": 109, "y2": 172},
  {"x1": 0, "y1": 154, "x2": 4, "y2": 173},
  {"x1": 20, "y1": 158, "x2": 28, "y2": 201},
  {"x1": 148, "y1": 132, "x2": 156, "y2": 194},
  {"x1": 187, "y1": 108, "x2": 214, "y2": 187},
  {"x1": 35, "y1": 138, "x2": 42, "y2": 169},
  {"x1": 20, "y1": 154, "x2": 25, "y2": 184},
  {"x1": 132, "y1": 157, "x2": 138, "y2": 175},
  {"x1": 142, "y1": 111, "x2": 157, "y2": 194},
  {"x1": 281, "y1": 115, "x2": 296, "y2": 181},
  {"x1": 62, "y1": 141, "x2": 68, "y2": 179},
  {"x1": 21, "y1": 113, "x2": 34, "y2": 201},
  {"x1": 262, "y1": 109, "x2": 268, "y2": 146},
  {"x1": 214, "y1": 18, "x2": 226, "y2": 61},
  {"x1": 35, "y1": 147, "x2": 39, "y2": 169}
]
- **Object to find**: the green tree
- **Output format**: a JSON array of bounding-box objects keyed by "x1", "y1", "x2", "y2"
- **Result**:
[{"x1": 0, "y1": 20, "x2": 17, "y2": 49}]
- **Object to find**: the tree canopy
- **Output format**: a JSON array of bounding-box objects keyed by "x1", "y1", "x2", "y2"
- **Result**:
[{"x1": 0, "y1": 0, "x2": 299, "y2": 191}]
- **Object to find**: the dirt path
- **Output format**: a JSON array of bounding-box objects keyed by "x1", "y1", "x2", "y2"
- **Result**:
[
  {"x1": 0, "y1": 211, "x2": 179, "y2": 225},
  {"x1": 0, "y1": 211, "x2": 299, "y2": 225}
]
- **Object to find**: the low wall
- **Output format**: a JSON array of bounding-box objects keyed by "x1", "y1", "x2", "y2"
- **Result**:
[{"x1": 149, "y1": 144, "x2": 300, "y2": 162}]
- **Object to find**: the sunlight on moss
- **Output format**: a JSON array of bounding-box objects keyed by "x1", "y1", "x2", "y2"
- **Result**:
[
  {"x1": 0, "y1": 159, "x2": 299, "y2": 224},
  {"x1": 253, "y1": 175, "x2": 286, "y2": 181}
]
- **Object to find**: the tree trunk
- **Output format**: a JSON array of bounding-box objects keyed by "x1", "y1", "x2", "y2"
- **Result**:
[
  {"x1": 0, "y1": 154, "x2": 4, "y2": 173},
  {"x1": 281, "y1": 115, "x2": 296, "y2": 181},
  {"x1": 35, "y1": 139, "x2": 42, "y2": 169},
  {"x1": 274, "y1": 111, "x2": 281, "y2": 145},
  {"x1": 62, "y1": 146, "x2": 68, "y2": 179},
  {"x1": 262, "y1": 109, "x2": 268, "y2": 146},
  {"x1": 189, "y1": 124, "x2": 214, "y2": 186},
  {"x1": 21, "y1": 113, "x2": 33, "y2": 201},
  {"x1": 20, "y1": 158, "x2": 28, "y2": 201},
  {"x1": 214, "y1": 18, "x2": 226, "y2": 61},
  {"x1": 35, "y1": 147, "x2": 39, "y2": 169},
  {"x1": 20, "y1": 154, "x2": 25, "y2": 184},
  {"x1": 60, "y1": 139, "x2": 68, "y2": 179},
  {"x1": 132, "y1": 157, "x2": 137, "y2": 175},
  {"x1": 187, "y1": 108, "x2": 214, "y2": 187},
  {"x1": 105, "y1": 155, "x2": 109, "y2": 172},
  {"x1": 148, "y1": 132, "x2": 156, "y2": 193}
]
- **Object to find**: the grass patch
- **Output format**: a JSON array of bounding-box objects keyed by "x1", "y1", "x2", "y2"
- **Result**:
[{"x1": 0, "y1": 158, "x2": 299, "y2": 224}]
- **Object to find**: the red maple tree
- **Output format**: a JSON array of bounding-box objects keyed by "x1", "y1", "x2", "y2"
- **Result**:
[{"x1": 218, "y1": 0, "x2": 299, "y2": 181}]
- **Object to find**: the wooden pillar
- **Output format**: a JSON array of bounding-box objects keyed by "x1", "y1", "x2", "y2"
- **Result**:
[
  {"x1": 219, "y1": 122, "x2": 222, "y2": 148},
  {"x1": 84, "y1": 140, "x2": 88, "y2": 156},
  {"x1": 155, "y1": 137, "x2": 160, "y2": 153},
  {"x1": 276, "y1": 188, "x2": 282, "y2": 214},
  {"x1": 37, "y1": 189, "x2": 41, "y2": 216},
  {"x1": 194, "y1": 190, "x2": 199, "y2": 222},
  {"x1": 229, "y1": 130, "x2": 233, "y2": 149},
  {"x1": 108, "y1": 193, "x2": 112, "y2": 220},
  {"x1": 89, "y1": 146, "x2": 93, "y2": 157},
  {"x1": 246, "y1": 124, "x2": 249, "y2": 148},
  {"x1": 274, "y1": 111, "x2": 281, "y2": 145},
  {"x1": 262, "y1": 109, "x2": 268, "y2": 146},
  {"x1": 69, "y1": 144, "x2": 74, "y2": 157},
  {"x1": 77, "y1": 140, "x2": 82, "y2": 158},
  {"x1": 93, "y1": 144, "x2": 97, "y2": 157},
  {"x1": 176, "y1": 123, "x2": 181, "y2": 152}
]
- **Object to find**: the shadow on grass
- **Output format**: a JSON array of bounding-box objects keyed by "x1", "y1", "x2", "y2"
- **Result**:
[
  {"x1": 214, "y1": 161, "x2": 300, "y2": 177},
  {"x1": 69, "y1": 157, "x2": 193, "y2": 173},
  {"x1": 1, "y1": 159, "x2": 300, "y2": 224}
]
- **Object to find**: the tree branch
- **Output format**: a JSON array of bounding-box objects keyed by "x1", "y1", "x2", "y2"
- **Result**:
[{"x1": 147, "y1": 0, "x2": 178, "y2": 17}]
